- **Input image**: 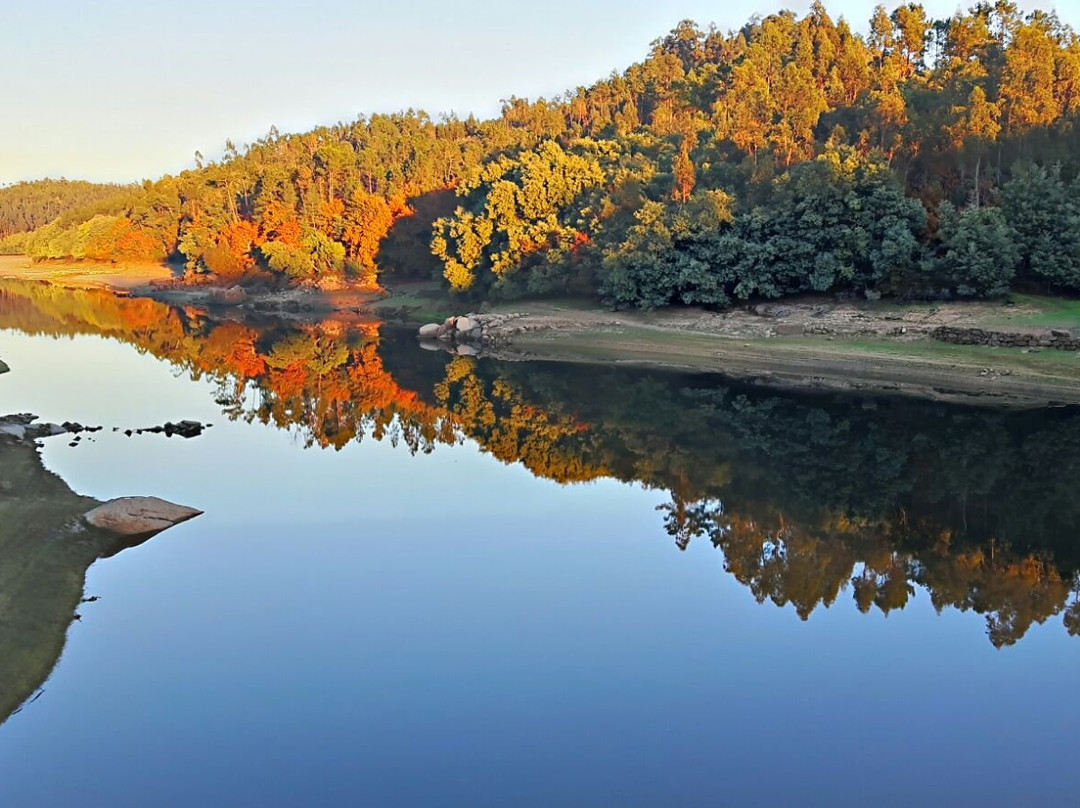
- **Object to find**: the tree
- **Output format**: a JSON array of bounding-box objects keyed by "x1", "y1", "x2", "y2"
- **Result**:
[
  {"x1": 1003, "y1": 164, "x2": 1080, "y2": 291},
  {"x1": 946, "y1": 86, "x2": 1001, "y2": 207},
  {"x1": 928, "y1": 204, "x2": 1018, "y2": 297}
]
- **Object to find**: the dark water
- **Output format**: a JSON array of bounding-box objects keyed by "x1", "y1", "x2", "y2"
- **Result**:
[{"x1": 1, "y1": 282, "x2": 1079, "y2": 806}]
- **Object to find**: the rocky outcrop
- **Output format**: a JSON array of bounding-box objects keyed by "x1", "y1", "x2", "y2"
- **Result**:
[
  {"x1": 0, "y1": 414, "x2": 85, "y2": 441},
  {"x1": 83, "y1": 496, "x2": 203, "y2": 538},
  {"x1": 932, "y1": 326, "x2": 1080, "y2": 351}
]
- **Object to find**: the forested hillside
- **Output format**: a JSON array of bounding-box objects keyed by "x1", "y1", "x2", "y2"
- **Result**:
[
  {"x1": 7, "y1": 2, "x2": 1080, "y2": 306},
  {"x1": 0, "y1": 179, "x2": 127, "y2": 246}
]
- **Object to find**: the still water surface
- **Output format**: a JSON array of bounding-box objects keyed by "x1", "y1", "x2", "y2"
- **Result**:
[{"x1": 0, "y1": 285, "x2": 1079, "y2": 806}]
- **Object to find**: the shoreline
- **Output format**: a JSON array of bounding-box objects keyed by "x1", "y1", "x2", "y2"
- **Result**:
[{"x1": 5, "y1": 255, "x2": 1080, "y2": 407}]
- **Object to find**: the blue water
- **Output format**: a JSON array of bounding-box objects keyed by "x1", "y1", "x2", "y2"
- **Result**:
[{"x1": 0, "y1": 329, "x2": 1078, "y2": 807}]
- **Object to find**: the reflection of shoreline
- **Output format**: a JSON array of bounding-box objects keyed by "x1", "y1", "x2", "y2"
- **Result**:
[
  {"x1": 0, "y1": 437, "x2": 199, "y2": 726},
  {"x1": 9, "y1": 265, "x2": 1080, "y2": 409},
  {"x1": 3, "y1": 278, "x2": 1080, "y2": 647}
]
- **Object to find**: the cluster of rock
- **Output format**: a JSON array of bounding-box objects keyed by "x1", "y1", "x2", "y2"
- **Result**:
[
  {"x1": 931, "y1": 326, "x2": 1080, "y2": 351},
  {"x1": 0, "y1": 415, "x2": 98, "y2": 442},
  {"x1": 0, "y1": 415, "x2": 211, "y2": 444},
  {"x1": 417, "y1": 315, "x2": 486, "y2": 355},
  {"x1": 419, "y1": 314, "x2": 483, "y2": 342},
  {"x1": 206, "y1": 286, "x2": 249, "y2": 305},
  {"x1": 123, "y1": 420, "x2": 210, "y2": 439}
]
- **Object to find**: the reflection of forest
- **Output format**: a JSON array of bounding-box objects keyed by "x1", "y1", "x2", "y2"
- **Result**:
[{"x1": 4, "y1": 278, "x2": 1080, "y2": 647}]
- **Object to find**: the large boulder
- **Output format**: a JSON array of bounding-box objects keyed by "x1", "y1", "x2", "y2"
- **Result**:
[
  {"x1": 418, "y1": 323, "x2": 441, "y2": 339},
  {"x1": 454, "y1": 316, "x2": 476, "y2": 333},
  {"x1": 83, "y1": 497, "x2": 203, "y2": 537}
]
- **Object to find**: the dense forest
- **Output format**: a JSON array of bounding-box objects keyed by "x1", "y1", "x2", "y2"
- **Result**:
[
  {"x1": 6, "y1": 2, "x2": 1080, "y2": 307},
  {"x1": 0, "y1": 179, "x2": 127, "y2": 245},
  {"x1": 3, "y1": 277, "x2": 1080, "y2": 648}
]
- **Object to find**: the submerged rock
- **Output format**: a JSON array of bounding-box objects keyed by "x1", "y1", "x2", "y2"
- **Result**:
[
  {"x1": 164, "y1": 420, "x2": 205, "y2": 438},
  {"x1": 132, "y1": 420, "x2": 210, "y2": 438},
  {"x1": 83, "y1": 496, "x2": 203, "y2": 537}
]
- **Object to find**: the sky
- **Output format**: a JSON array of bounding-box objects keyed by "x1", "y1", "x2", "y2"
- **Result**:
[{"x1": 0, "y1": 0, "x2": 1072, "y2": 185}]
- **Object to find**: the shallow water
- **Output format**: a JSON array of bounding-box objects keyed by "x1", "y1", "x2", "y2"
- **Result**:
[{"x1": 1, "y1": 286, "x2": 1079, "y2": 806}]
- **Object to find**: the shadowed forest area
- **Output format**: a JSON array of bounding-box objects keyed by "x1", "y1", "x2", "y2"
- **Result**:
[
  {"x1": 4, "y1": 278, "x2": 1080, "y2": 649},
  {"x1": 3, "y1": 3, "x2": 1080, "y2": 310}
]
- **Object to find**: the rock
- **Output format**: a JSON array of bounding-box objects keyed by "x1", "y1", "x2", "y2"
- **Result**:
[
  {"x1": 0, "y1": 359, "x2": 8, "y2": 375},
  {"x1": 164, "y1": 420, "x2": 204, "y2": 439},
  {"x1": 0, "y1": 425, "x2": 26, "y2": 440},
  {"x1": 774, "y1": 323, "x2": 805, "y2": 336},
  {"x1": 418, "y1": 339, "x2": 443, "y2": 352},
  {"x1": 1052, "y1": 328, "x2": 1072, "y2": 338},
  {"x1": 83, "y1": 497, "x2": 203, "y2": 537},
  {"x1": 418, "y1": 323, "x2": 441, "y2": 339},
  {"x1": 436, "y1": 323, "x2": 454, "y2": 340},
  {"x1": 455, "y1": 316, "x2": 476, "y2": 333},
  {"x1": 456, "y1": 343, "x2": 479, "y2": 356}
]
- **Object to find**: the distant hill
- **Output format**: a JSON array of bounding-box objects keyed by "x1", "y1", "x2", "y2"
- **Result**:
[{"x1": 0, "y1": 179, "x2": 129, "y2": 239}]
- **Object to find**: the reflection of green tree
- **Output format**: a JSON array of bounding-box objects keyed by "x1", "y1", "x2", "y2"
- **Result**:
[{"x1": 422, "y1": 358, "x2": 1080, "y2": 647}]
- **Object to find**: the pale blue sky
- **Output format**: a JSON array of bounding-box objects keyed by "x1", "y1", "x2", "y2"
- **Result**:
[{"x1": 0, "y1": 0, "x2": 1069, "y2": 184}]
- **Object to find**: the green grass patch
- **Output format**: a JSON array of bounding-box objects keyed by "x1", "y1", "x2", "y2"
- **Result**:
[{"x1": 978, "y1": 294, "x2": 1080, "y2": 330}]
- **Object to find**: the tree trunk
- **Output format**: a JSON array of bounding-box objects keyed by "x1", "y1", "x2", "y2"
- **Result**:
[{"x1": 974, "y1": 155, "x2": 982, "y2": 209}]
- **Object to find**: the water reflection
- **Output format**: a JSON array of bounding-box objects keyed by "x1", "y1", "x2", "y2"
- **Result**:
[
  {"x1": 0, "y1": 438, "x2": 187, "y2": 725},
  {"x1": 3, "y1": 277, "x2": 1080, "y2": 648}
]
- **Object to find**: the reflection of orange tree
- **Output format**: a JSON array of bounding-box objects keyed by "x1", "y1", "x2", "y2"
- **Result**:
[{"x1": 0, "y1": 280, "x2": 453, "y2": 451}]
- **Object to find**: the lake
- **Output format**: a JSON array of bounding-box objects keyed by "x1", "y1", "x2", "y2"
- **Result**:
[{"x1": 1, "y1": 281, "x2": 1079, "y2": 807}]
